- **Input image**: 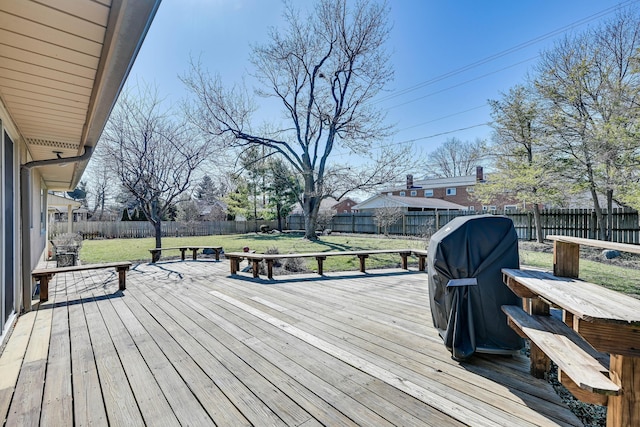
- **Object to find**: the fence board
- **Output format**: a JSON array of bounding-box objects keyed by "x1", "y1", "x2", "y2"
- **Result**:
[
  {"x1": 49, "y1": 220, "x2": 279, "y2": 239},
  {"x1": 288, "y1": 208, "x2": 639, "y2": 243}
]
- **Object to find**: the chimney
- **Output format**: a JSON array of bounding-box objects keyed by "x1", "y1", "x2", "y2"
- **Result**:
[
  {"x1": 476, "y1": 166, "x2": 484, "y2": 182},
  {"x1": 406, "y1": 174, "x2": 414, "y2": 189}
]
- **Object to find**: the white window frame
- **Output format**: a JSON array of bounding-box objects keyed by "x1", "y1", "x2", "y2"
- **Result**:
[
  {"x1": 399, "y1": 191, "x2": 406, "y2": 196},
  {"x1": 446, "y1": 188, "x2": 456, "y2": 196},
  {"x1": 410, "y1": 190, "x2": 417, "y2": 196},
  {"x1": 424, "y1": 189, "x2": 433, "y2": 197}
]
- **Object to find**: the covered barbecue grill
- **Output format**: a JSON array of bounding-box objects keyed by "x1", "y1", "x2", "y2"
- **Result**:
[{"x1": 427, "y1": 215, "x2": 523, "y2": 361}]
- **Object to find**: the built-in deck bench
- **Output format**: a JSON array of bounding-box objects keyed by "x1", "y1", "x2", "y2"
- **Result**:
[
  {"x1": 32, "y1": 262, "x2": 132, "y2": 303},
  {"x1": 149, "y1": 246, "x2": 223, "y2": 263},
  {"x1": 502, "y1": 256, "x2": 640, "y2": 426},
  {"x1": 226, "y1": 249, "x2": 414, "y2": 279},
  {"x1": 502, "y1": 304, "x2": 619, "y2": 405}
]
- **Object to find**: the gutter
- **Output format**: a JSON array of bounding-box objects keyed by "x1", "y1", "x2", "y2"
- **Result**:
[{"x1": 19, "y1": 146, "x2": 93, "y2": 312}]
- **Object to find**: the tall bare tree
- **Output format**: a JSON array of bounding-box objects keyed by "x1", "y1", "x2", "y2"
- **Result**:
[
  {"x1": 101, "y1": 84, "x2": 211, "y2": 250},
  {"x1": 182, "y1": 0, "x2": 416, "y2": 240},
  {"x1": 426, "y1": 137, "x2": 486, "y2": 178}
]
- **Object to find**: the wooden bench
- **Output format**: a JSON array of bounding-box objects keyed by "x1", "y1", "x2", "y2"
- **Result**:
[
  {"x1": 32, "y1": 262, "x2": 132, "y2": 303},
  {"x1": 502, "y1": 267, "x2": 640, "y2": 426},
  {"x1": 502, "y1": 305, "x2": 619, "y2": 405},
  {"x1": 149, "y1": 246, "x2": 223, "y2": 263},
  {"x1": 226, "y1": 249, "x2": 414, "y2": 279}
]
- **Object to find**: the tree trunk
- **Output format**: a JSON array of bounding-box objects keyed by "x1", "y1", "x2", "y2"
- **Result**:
[
  {"x1": 606, "y1": 188, "x2": 613, "y2": 241},
  {"x1": 303, "y1": 195, "x2": 320, "y2": 240},
  {"x1": 276, "y1": 203, "x2": 283, "y2": 232},
  {"x1": 590, "y1": 187, "x2": 606, "y2": 240},
  {"x1": 533, "y1": 204, "x2": 544, "y2": 243},
  {"x1": 153, "y1": 220, "x2": 162, "y2": 250}
]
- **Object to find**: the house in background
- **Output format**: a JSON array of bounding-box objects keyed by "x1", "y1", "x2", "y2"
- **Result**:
[
  {"x1": 381, "y1": 168, "x2": 485, "y2": 211},
  {"x1": 353, "y1": 194, "x2": 466, "y2": 212},
  {"x1": 0, "y1": 0, "x2": 160, "y2": 346},
  {"x1": 291, "y1": 197, "x2": 359, "y2": 215},
  {"x1": 332, "y1": 198, "x2": 358, "y2": 214}
]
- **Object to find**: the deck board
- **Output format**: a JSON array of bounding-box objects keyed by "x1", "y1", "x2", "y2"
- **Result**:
[{"x1": 0, "y1": 260, "x2": 585, "y2": 426}]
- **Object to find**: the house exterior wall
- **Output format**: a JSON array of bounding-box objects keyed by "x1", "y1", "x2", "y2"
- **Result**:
[
  {"x1": 333, "y1": 198, "x2": 357, "y2": 213},
  {"x1": 387, "y1": 185, "x2": 480, "y2": 211},
  {"x1": 0, "y1": 106, "x2": 21, "y2": 345}
]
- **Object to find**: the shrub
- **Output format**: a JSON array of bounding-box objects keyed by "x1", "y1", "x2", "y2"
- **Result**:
[{"x1": 283, "y1": 256, "x2": 307, "y2": 273}]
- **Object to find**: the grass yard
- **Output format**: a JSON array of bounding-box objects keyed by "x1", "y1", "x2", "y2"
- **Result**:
[
  {"x1": 79, "y1": 233, "x2": 640, "y2": 296},
  {"x1": 79, "y1": 233, "x2": 427, "y2": 272}
]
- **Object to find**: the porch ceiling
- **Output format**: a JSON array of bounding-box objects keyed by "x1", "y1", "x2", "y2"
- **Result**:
[{"x1": 0, "y1": 0, "x2": 160, "y2": 190}]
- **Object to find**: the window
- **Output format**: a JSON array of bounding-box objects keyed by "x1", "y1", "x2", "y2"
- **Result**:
[
  {"x1": 490, "y1": 205, "x2": 497, "y2": 212},
  {"x1": 424, "y1": 189, "x2": 433, "y2": 197},
  {"x1": 466, "y1": 186, "x2": 475, "y2": 193},
  {"x1": 504, "y1": 205, "x2": 517, "y2": 212},
  {"x1": 482, "y1": 206, "x2": 488, "y2": 211},
  {"x1": 387, "y1": 192, "x2": 393, "y2": 196},
  {"x1": 469, "y1": 206, "x2": 475, "y2": 211},
  {"x1": 410, "y1": 190, "x2": 417, "y2": 196},
  {"x1": 446, "y1": 188, "x2": 456, "y2": 196},
  {"x1": 399, "y1": 191, "x2": 406, "y2": 196}
]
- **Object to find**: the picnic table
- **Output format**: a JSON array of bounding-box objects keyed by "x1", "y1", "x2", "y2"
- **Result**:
[{"x1": 501, "y1": 235, "x2": 640, "y2": 427}]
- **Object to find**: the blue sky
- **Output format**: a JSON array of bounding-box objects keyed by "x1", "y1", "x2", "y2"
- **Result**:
[{"x1": 128, "y1": 0, "x2": 630, "y2": 159}]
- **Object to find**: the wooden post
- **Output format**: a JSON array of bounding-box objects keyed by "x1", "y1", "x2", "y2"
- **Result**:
[
  {"x1": 252, "y1": 259, "x2": 261, "y2": 278},
  {"x1": 357, "y1": 254, "x2": 369, "y2": 273},
  {"x1": 214, "y1": 248, "x2": 220, "y2": 261},
  {"x1": 316, "y1": 256, "x2": 326, "y2": 275},
  {"x1": 418, "y1": 255, "x2": 426, "y2": 272},
  {"x1": 38, "y1": 274, "x2": 52, "y2": 302},
  {"x1": 117, "y1": 267, "x2": 128, "y2": 291},
  {"x1": 528, "y1": 298, "x2": 551, "y2": 378},
  {"x1": 400, "y1": 252, "x2": 409, "y2": 269},
  {"x1": 230, "y1": 257, "x2": 238, "y2": 274},
  {"x1": 179, "y1": 248, "x2": 187, "y2": 261},
  {"x1": 553, "y1": 240, "x2": 580, "y2": 278},
  {"x1": 607, "y1": 355, "x2": 640, "y2": 427},
  {"x1": 266, "y1": 260, "x2": 274, "y2": 280},
  {"x1": 190, "y1": 248, "x2": 198, "y2": 260}
]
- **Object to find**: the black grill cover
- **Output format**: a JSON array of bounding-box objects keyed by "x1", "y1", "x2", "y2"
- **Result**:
[{"x1": 428, "y1": 215, "x2": 523, "y2": 361}]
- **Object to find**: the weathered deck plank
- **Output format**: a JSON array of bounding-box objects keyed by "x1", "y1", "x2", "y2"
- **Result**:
[{"x1": 0, "y1": 260, "x2": 585, "y2": 426}]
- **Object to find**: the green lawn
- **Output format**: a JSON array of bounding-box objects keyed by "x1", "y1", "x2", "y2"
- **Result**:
[
  {"x1": 520, "y1": 249, "x2": 640, "y2": 297},
  {"x1": 79, "y1": 233, "x2": 427, "y2": 271},
  {"x1": 79, "y1": 234, "x2": 639, "y2": 296}
]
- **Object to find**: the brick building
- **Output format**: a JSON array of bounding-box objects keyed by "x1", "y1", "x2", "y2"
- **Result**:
[{"x1": 379, "y1": 167, "x2": 520, "y2": 212}]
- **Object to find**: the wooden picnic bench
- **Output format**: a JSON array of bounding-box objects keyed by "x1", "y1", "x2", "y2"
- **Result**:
[
  {"x1": 32, "y1": 261, "x2": 132, "y2": 303},
  {"x1": 501, "y1": 235, "x2": 640, "y2": 427},
  {"x1": 149, "y1": 246, "x2": 223, "y2": 263},
  {"x1": 226, "y1": 249, "x2": 414, "y2": 279}
]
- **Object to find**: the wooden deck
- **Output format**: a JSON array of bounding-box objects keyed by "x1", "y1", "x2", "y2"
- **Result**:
[{"x1": 0, "y1": 261, "x2": 583, "y2": 426}]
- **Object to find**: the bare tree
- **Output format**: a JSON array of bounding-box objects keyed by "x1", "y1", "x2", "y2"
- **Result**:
[
  {"x1": 534, "y1": 9, "x2": 640, "y2": 240},
  {"x1": 373, "y1": 205, "x2": 404, "y2": 236},
  {"x1": 182, "y1": 0, "x2": 417, "y2": 240},
  {"x1": 426, "y1": 137, "x2": 486, "y2": 178},
  {"x1": 101, "y1": 84, "x2": 211, "y2": 250}
]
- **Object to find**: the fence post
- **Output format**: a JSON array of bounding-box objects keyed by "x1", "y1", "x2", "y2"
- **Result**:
[{"x1": 590, "y1": 211, "x2": 597, "y2": 239}]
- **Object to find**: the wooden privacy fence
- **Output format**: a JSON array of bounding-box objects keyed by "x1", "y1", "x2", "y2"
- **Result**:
[
  {"x1": 287, "y1": 208, "x2": 640, "y2": 243},
  {"x1": 49, "y1": 220, "x2": 279, "y2": 239}
]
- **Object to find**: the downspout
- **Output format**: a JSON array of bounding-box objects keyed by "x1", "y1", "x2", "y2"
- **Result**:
[{"x1": 19, "y1": 146, "x2": 93, "y2": 312}]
